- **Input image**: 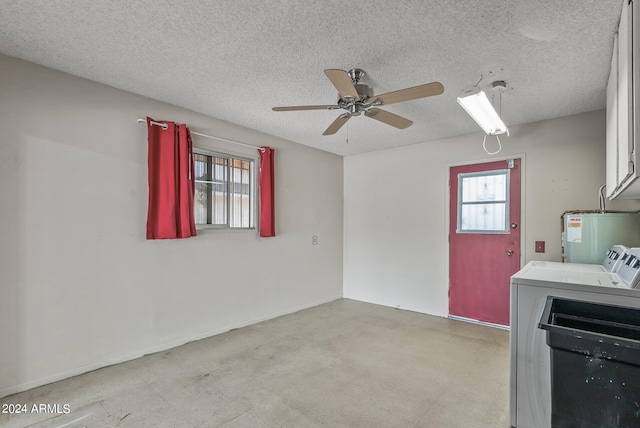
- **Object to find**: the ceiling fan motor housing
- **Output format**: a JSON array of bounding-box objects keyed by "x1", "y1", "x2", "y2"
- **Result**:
[{"x1": 337, "y1": 79, "x2": 374, "y2": 115}]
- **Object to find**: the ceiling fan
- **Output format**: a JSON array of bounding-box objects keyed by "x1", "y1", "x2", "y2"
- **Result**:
[{"x1": 272, "y1": 68, "x2": 444, "y2": 135}]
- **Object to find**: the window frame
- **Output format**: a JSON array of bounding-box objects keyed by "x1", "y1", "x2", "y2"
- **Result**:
[
  {"x1": 192, "y1": 147, "x2": 257, "y2": 231},
  {"x1": 456, "y1": 169, "x2": 510, "y2": 234}
]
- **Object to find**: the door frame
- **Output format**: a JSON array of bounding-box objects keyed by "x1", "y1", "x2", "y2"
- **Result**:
[{"x1": 445, "y1": 153, "x2": 526, "y2": 328}]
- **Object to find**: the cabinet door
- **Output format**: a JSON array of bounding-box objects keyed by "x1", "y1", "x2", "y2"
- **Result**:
[
  {"x1": 634, "y1": 0, "x2": 640, "y2": 178},
  {"x1": 618, "y1": 0, "x2": 634, "y2": 186},
  {"x1": 607, "y1": 33, "x2": 618, "y2": 198}
]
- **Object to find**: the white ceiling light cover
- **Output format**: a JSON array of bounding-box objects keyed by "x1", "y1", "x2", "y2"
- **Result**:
[{"x1": 457, "y1": 86, "x2": 508, "y2": 136}]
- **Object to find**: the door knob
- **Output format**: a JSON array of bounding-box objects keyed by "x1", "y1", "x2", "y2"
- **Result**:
[{"x1": 506, "y1": 249, "x2": 514, "y2": 256}]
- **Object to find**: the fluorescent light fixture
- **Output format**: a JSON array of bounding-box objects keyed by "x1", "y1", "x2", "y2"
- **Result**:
[{"x1": 457, "y1": 87, "x2": 508, "y2": 135}]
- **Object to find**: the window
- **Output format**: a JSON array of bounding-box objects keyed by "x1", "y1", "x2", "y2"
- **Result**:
[
  {"x1": 193, "y1": 150, "x2": 255, "y2": 229},
  {"x1": 457, "y1": 170, "x2": 509, "y2": 233}
]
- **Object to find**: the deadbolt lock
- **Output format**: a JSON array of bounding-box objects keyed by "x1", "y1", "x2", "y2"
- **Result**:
[{"x1": 506, "y1": 249, "x2": 514, "y2": 256}]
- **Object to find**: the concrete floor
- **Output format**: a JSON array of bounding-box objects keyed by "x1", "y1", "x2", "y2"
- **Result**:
[{"x1": 1, "y1": 299, "x2": 510, "y2": 428}]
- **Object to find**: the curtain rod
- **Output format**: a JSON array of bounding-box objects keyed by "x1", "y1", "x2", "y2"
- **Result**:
[{"x1": 137, "y1": 118, "x2": 265, "y2": 152}]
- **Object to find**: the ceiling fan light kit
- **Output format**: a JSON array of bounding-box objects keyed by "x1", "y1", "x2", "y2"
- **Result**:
[
  {"x1": 272, "y1": 68, "x2": 444, "y2": 136},
  {"x1": 456, "y1": 85, "x2": 509, "y2": 136}
]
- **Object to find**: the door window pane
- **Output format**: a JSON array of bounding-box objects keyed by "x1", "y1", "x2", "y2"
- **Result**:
[
  {"x1": 461, "y1": 174, "x2": 507, "y2": 202},
  {"x1": 458, "y1": 170, "x2": 509, "y2": 233},
  {"x1": 460, "y1": 203, "x2": 507, "y2": 231}
]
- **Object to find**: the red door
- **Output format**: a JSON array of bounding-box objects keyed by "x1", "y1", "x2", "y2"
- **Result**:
[{"x1": 449, "y1": 159, "x2": 521, "y2": 327}]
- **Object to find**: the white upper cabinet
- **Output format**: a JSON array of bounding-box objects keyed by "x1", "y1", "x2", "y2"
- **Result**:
[
  {"x1": 607, "y1": 32, "x2": 618, "y2": 195},
  {"x1": 607, "y1": 0, "x2": 640, "y2": 199}
]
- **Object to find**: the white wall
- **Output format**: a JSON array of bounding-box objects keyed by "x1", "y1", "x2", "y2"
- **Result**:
[
  {"x1": 0, "y1": 54, "x2": 344, "y2": 397},
  {"x1": 343, "y1": 111, "x2": 640, "y2": 316},
  {"x1": 4, "y1": 52, "x2": 640, "y2": 399}
]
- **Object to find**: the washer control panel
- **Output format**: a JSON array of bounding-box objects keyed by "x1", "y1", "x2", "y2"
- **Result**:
[
  {"x1": 602, "y1": 245, "x2": 630, "y2": 272},
  {"x1": 615, "y1": 247, "x2": 640, "y2": 288}
]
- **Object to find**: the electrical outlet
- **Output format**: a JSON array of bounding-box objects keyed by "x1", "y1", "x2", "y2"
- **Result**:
[
  {"x1": 312, "y1": 236, "x2": 318, "y2": 245},
  {"x1": 535, "y1": 241, "x2": 545, "y2": 253}
]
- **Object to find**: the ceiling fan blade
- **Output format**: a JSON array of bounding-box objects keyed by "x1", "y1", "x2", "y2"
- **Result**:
[
  {"x1": 273, "y1": 105, "x2": 340, "y2": 111},
  {"x1": 323, "y1": 113, "x2": 351, "y2": 135},
  {"x1": 364, "y1": 108, "x2": 413, "y2": 129},
  {"x1": 367, "y1": 96, "x2": 380, "y2": 106},
  {"x1": 324, "y1": 69, "x2": 360, "y2": 101},
  {"x1": 376, "y1": 82, "x2": 444, "y2": 106}
]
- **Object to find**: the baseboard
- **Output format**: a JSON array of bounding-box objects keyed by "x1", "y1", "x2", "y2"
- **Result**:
[
  {"x1": 448, "y1": 315, "x2": 510, "y2": 330},
  {"x1": 342, "y1": 294, "x2": 448, "y2": 318}
]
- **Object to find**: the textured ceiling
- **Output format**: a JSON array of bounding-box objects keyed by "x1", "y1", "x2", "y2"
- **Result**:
[{"x1": 0, "y1": 0, "x2": 623, "y2": 156}]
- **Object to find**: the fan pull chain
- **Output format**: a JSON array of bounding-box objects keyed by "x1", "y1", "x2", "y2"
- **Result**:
[{"x1": 346, "y1": 121, "x2": 349, "y2": 144}]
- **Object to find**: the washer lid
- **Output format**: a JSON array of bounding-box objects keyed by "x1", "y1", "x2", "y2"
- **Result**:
[
  {"x1": 514, "y1": 265, "x2": 624, "y2": 288},
  {"x1": 529, "y1": 260, "x2": 605, "y2": 272}
]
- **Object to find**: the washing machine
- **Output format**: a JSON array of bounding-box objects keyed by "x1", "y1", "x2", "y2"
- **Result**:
[
  {"x1": 509, "y1": 249, "x2": 640, "y2": 427},
  {"x1": 528, "y1": 244, "x2": 629, "y2": 273}
]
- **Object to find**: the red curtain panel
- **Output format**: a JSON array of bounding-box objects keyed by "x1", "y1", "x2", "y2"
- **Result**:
[
  {"x1": 146, "y1": 117, "x2": 197, "y2": 239},
  {"x1": 259, "y1": 146, "x2": 275, "y2": 237}
]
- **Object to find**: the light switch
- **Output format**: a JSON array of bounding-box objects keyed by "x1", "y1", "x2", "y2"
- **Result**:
[{"x1": 535, "y1": 241, "x2": 545, "y2": 253}]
